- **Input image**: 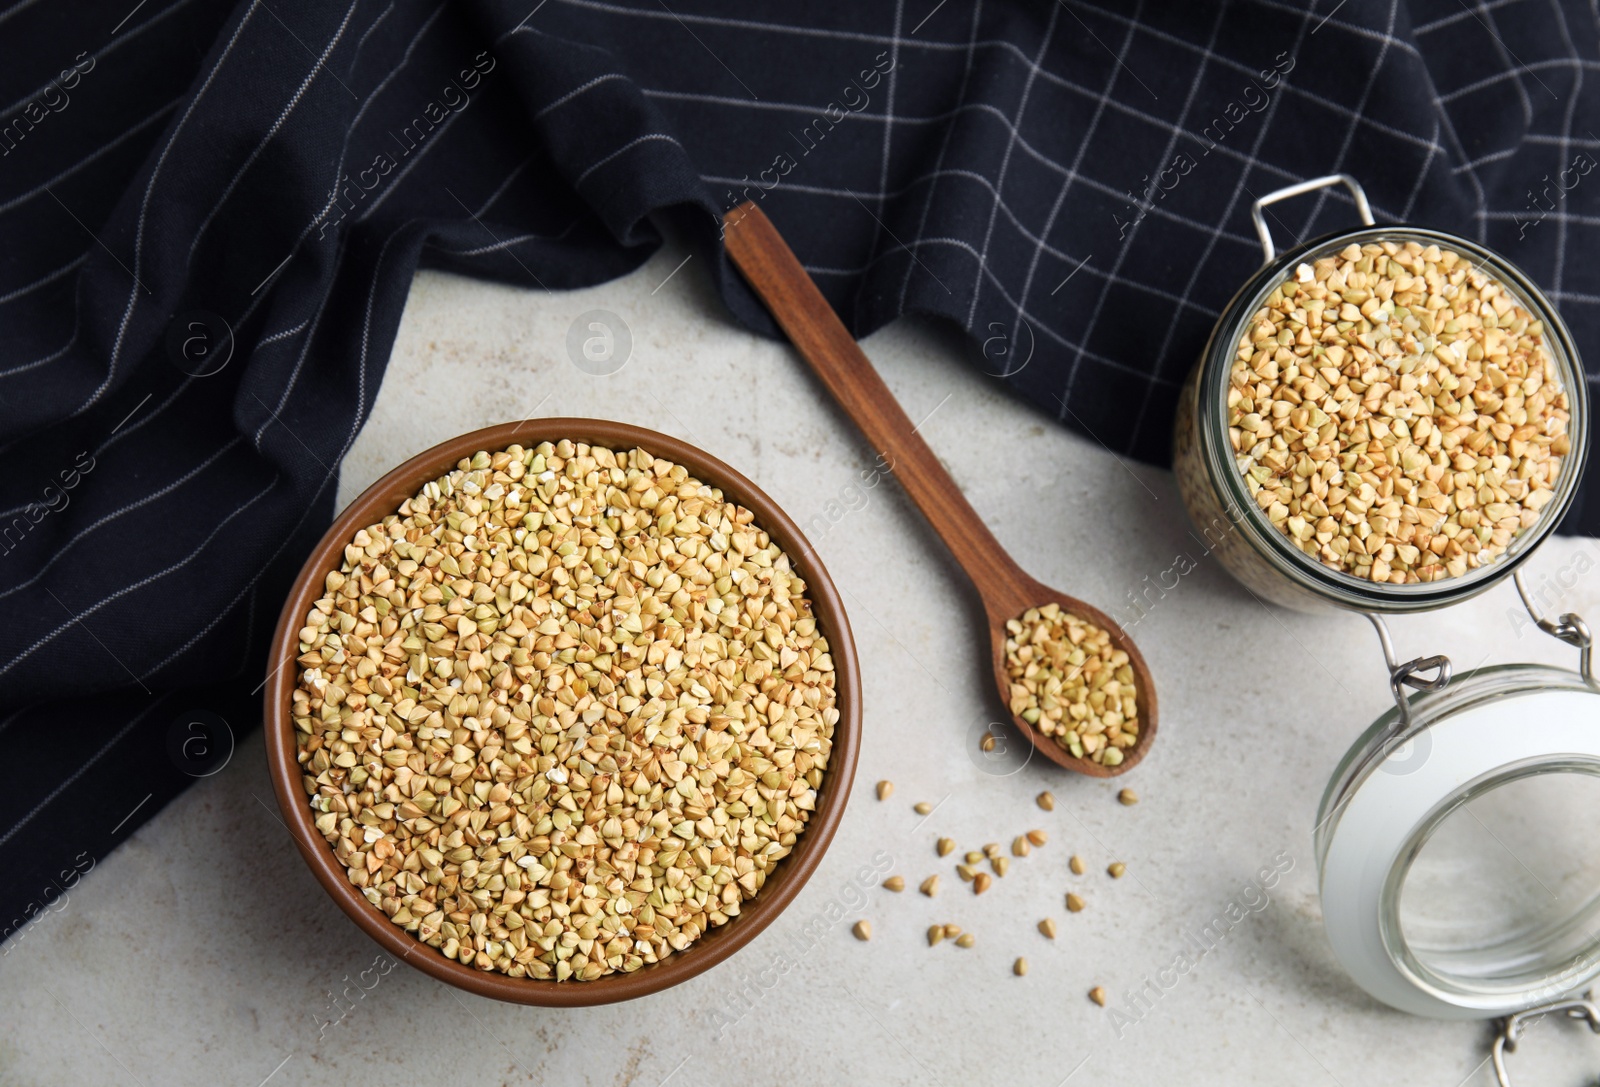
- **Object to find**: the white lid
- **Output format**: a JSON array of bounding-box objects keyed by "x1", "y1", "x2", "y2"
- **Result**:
[{"x1": 1320, "y1": 683, "x2": 1600, "y2": 1018}]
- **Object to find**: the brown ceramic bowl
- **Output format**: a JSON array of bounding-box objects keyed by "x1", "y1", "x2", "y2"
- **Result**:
[{"x1": 265, "y1": 418, "x2": 861, "y2": 1006}]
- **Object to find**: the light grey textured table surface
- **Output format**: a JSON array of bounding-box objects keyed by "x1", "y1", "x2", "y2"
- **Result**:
[{"x1": 3, "y1": 239, "x2": 1598, "y2": 1086}]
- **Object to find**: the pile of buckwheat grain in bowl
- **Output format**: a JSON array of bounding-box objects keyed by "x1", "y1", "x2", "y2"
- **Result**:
[
  {"x1": 1230, "y1": 240, "x2": 1571, "y2": 584},
  {"x1": 291, "y1": 440, "x2": 839, "y2": 981},
  {"x1": 1002, "y1": 604, "x2": 1138, "y2": 767}
]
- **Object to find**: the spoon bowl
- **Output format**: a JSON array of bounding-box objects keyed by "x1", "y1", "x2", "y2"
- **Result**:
[
  {"x1": 722, "y1": 203, "x2": 1157, "y2": 777},
  {"x1": 980, "y1": 567, "x2": 1158, "y2": 776}
]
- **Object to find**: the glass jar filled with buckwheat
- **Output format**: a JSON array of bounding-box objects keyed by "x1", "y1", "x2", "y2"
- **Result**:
[{"x1": 1175, "y1": 180, "x2": 1587, "y2": 612}]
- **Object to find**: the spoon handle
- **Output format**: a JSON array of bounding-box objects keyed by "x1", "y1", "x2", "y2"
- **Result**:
[{"x1": 722, "y1": 202, "x2": 1031, "y2": 613}]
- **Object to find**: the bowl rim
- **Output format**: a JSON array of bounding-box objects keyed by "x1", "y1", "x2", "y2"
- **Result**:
[{"x1": 264, "y1": 417, "x2": 862, "y2": 1007}]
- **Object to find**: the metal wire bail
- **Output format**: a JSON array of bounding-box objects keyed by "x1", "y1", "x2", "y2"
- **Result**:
[
  {"x1": 1365, "y1": 613, "x2": 1452, "y2": 730},
  {"x1": 1491, "y1": 992, "x2": 1600, "y2": 1087},
  {"x1": 1514, "y1": 569, "x2": 1594, "y2": 684},
  {"x1": 1250, "y1": 174, "x2": 1376, "y2": 263}
]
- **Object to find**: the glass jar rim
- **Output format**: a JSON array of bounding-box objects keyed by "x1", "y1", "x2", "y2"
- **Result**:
[
  {"x1": 1378, "y1": 756, "x2": 1600, "y2": 1008},
  {"x1": 1315, "y1": 662, "x2": 1600, "y2": 1017},
  {"x1": 1195, "y1": 226, "x2": 1590, "y2": 614}
]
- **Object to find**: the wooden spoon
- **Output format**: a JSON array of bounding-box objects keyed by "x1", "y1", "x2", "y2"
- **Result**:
[{"x1": 722, "y1": 202, "x2": 1157, "y2": 777}]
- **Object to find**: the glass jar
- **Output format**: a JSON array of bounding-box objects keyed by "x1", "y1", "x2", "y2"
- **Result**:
[
  {"x1": 1316, "y1": 650, "x2": 1600, "y2": 1019},
  {"x1": 1173, "y1": 176, "x2": 1588, "y2": 613},
  {"x1": 1175, "y1": 175, "x2": 1600, "y2": 1025}
]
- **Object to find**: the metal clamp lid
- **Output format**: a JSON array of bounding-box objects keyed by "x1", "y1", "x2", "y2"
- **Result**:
[
  {"x1": 1515, "y1": 570, "x2": 1594, "y2": 683},
  {"x1": 1250, "y1": 174, "x2": 1375, "y2": 263},
  {"x1": 1492, "y1": 992, "x2": 1600, "y2": 1087},
  {"x1": 1367, "y1": 570, "x2": 1595, "y2": 730},
  {"x1": 1365, "y1": 613, "x2": 1451, "y2": 732}
]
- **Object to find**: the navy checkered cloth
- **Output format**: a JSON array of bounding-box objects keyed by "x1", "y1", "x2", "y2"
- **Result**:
[{"x1": 1, "y1": 0, "x2": 1596, "y2": 933}]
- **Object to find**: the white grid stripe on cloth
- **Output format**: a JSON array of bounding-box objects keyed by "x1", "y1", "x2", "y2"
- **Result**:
[
  {"x1": 1129, "y1": 3, "x2": 1322, "y2": 448},
  {"x1": 1061, "y1": 0, "x2": 1231, "y2": 414},
  {"x1": 963, "y1": 3, "x2": 1060, "y2": 327},
  {"x1": 899, "y1": 0, "x2": 985, "y2": 312}
]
